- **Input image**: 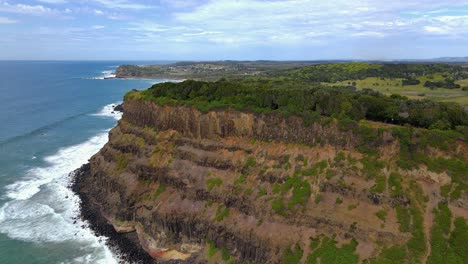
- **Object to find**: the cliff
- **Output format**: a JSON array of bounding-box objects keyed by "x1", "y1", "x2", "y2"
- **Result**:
[{"x1": 74, "y1": 97, "x2": 468, "y2": 263}]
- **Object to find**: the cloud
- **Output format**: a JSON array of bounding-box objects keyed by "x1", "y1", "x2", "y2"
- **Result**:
[
  {"x1": 37, "y1": 0, "x2": 67, "y2": 4},
  {"x1": 1, "y1": 0, "x2": 468, "y2": 59},
  {"x1": 0, "y1": 16, "x2": 16, "y2": 23},
  {"x1": 169, "y1": 0, "x2": 468, "y2": 45},
  {"x1": 90, "y1": 0, "x2": 155, "y2": 10},
  {"x1": 0, "y1": 2, "x2": 59, "y2": 16}
]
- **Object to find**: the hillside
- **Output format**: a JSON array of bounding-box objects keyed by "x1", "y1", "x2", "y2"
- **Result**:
[{"x1": 73, "y1": 80, "x2": 467, "y2": 263}]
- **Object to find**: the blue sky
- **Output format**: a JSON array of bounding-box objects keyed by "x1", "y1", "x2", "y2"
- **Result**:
[{"x1": 0, "y1": 0, "x2": 467, "y2": 60}]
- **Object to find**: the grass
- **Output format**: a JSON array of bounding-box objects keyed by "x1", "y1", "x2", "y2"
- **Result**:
[
  {"x1": 151, "y1": 184, "x2": 166, "y2": 201},
  {"x1": 427, "y1": 203, "x2": 467, "y2": 264},
  {"x1": 360, "y1": 155, "x2": 384, "y2": 179},
  {"x1": 116, "y1": 154, "x2": 129, "y2": 172},
  {"x1": 257, "y1": 188, "x2": 267, "y2": 197},
  {"x1": 206, "y1": 177, "x2": 223, "y2": 191},
  {"x1": 207, "y1": 240, "x2": 218, "y2": 257},
  {"x1": 306, "y1": 235, "x2": 359, "y2": 264},
  {"x1": 221, "y1": 246, "x2": 231, "y2": 261},
  {"x1": 325, "y1": 77, "x2": 468, "y2": 105},
  {"x1": 245, "y1": 156, "x2": 256, "y2": 167},
  {"x1": 370, "y1": 173, "x2": 386, "y2": 193},
  {"x1": 375, "y1": 209, "x2": 387, "y2": 222},
  {"x1": 395, "y1": 205, "x2": 411, "y2": 232},
  {"x1": 272, "y1": 198, "x2": 286, "y2": 215},
  {"x1": 301, "y1": 160, "x2": 328, "y2": 177},
  {"x1": 282, "y1": 244, "x2": 303, "y2": 264},
  {"x1": 215, "y1": 205, "x2": 230, "y2": 222},
  {"x1": 388, "y1": 173, "x2": 403, "y2": 196},
  {"x1": 369, "y1": 246, "x2": 407, "y2": 264}
]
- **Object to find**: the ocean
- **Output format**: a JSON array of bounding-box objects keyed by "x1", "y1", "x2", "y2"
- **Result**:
[{"x1": 0, "y1": 61, "x2": 170, "y2": 263}]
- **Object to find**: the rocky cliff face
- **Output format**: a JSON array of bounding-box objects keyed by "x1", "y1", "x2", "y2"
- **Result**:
[{"x1": 74, "y1": 98, "x2": 467, "y2": 263}]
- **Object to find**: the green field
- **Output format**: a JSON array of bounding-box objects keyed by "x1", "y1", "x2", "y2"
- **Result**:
[{"x1": 326, "y1": 76, "x2": 468, "y2": 105}]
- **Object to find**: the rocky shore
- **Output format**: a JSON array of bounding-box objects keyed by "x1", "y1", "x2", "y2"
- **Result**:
[{"x1": 70, "y1": 164, "x2": 156, "y2": 264}]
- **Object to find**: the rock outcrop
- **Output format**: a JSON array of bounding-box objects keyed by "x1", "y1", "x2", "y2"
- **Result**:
[{"x1": 74, "y1": 98, "x2": 467, "y2": 263}]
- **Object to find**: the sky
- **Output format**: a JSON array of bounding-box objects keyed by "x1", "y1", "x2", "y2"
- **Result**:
[{"x1": 0, "y1": 0, "x2": 467, "y2": 60}]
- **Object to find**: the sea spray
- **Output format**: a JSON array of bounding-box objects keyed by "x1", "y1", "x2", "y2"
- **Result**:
[{"x1": 0, "y1": 104, "x2": 123, "y2": 263}]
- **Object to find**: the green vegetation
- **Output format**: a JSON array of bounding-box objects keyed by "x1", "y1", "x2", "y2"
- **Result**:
[
  {"x1": 206, "y1": 177, "x2": 223, "y2": 191},
  {"x1": 395, "y1": 205, "x2": 411, "y2": 232},
  {"x1": 207, "y1": 240, "x2": 218, "y2": 257},
  {"x1": 314, "y1": 194, "x2": 323, "y2": 204},
  {"x1": 234, "y1": 174, "x2": 247, "y2": 186},
  {"x1": 221, "y1": 246, "x2": 231, "y2": 261},
  {"x1": 369, "y1": 173, "x2": 386, "y2": 193},
  {"x1": 282, "y1": 244, "x2": 303, "y2": 264},
  {"x1": 268, "y1": 63, "x2": 467, "y2": 83},
  {"x1": 427, "y1": 203, "x2": 467, "y2": 264},
  {"x1": 360, "y1": 156, "x2": 384, "y2": 179},
  {"x1": 215, "y1": 205, "x2": 230, "y2": 222},
  {"x1": 116, "y1": 154, "x2": 129, "y2": 172},
  {"x1": 369, "y1": 246, "x2": 407, "y2": 264},
  {"x1": 151, "y1": 184, "x2": 166, "y2": 200},
  {"x1": 301, "y1": 160, "x2": 328, "y2": 177},
  {"x1": 272, "y1": 198, "x2": 286, "y2": 215},
  {"x1": 257, "y1": 188, "x2": 267, "y2": 197},
  {"x1": 388, "y1": 172, "x2": 403, "y2": 196},
  {"x1": 335, "y1": 197, "x2": 343, "y2": 205},
  {"x1": 375, "y1": 209, "x2": 387, "y2": 222},
  {"x1": 306, "y1": 235, "x2": 359, "y2": 264},
  {"x1": 128, "y1": 77, "x2": 468, "y2": 131},
  {"x1": 245, "y1": 156, "x2": 257, "y2": 167},
  {"x1": 334, "y1": 152, "x2": 346, "y2": 163}
]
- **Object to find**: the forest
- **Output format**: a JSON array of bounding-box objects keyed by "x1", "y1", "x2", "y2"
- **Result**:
[{"x1": 133, "y1": 78, "x2": 468, "y2": 133}]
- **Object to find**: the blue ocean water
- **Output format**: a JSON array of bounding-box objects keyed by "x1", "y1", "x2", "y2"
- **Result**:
[{"x1": 0, "y1": 61, "x2": 170, "y2": 263}]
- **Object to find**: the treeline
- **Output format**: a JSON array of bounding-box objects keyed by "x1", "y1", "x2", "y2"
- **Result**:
[
  {"x1": 140, "y1": 79, "x2": 468, "y2": 130},
  {"x1": 266, "y1": 63, "x2": 468, "y2": 83},
  {"x1": 424, "y1": 79, "x2": 461, "y2": 89},
  {"x1": 402, "y1": 78, "x2": 421, "y2": 86}
]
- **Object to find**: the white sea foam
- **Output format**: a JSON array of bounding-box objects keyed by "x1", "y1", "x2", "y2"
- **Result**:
[
  {"x1": 0, "y1": 104, "x2": 122, "y2": 263},
  {"x1": 91, "y1": 102, "x2": 123, "y2": 120},
  {"x1": 90, "y1": 70, "x2": 116, "y2": 80}
]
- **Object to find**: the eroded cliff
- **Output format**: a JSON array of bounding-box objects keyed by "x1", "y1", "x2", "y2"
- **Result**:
[{"x1": 74, "y1": 98, "x2": 468, "y2": 264}]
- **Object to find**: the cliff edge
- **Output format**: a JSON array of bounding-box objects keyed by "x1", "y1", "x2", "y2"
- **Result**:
[{"x1": 74, "y1": 87, "x2": 467, "y2": 263}]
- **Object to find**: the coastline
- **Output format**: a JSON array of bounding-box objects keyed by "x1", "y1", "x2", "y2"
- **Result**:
[
  {"x1": 70, "y1": 164, "x2": 156, "y2": 264},
  {"x1": 113, "y1": 75, "x2": 186, "y2": 81}
]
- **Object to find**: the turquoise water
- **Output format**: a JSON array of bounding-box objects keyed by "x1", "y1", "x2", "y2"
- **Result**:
[{"x1": 0, "y1": 61, "x2": 169, "y2": 263}]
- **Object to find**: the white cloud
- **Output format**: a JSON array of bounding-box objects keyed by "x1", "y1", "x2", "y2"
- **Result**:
[
  {"x1": 37, "y1": 0, "x2": 67, "y2": 4},
  {"x1": 90, "y1": 0, "x2": 155, "y2": 10},
  {"x1": 128, "y1": 21, "x2": 171, "y2": 32},
  {"x1": 167, "y1": 0, "x2": 468, "y2": 45},
  {"x1": 0, "y1": 2, "x2": 59, "y2": 16},
  {"x1": 0, "y1": 16, "x2": 16, "y2": 23}
]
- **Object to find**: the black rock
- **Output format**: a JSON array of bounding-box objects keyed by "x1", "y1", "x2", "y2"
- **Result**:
[{"x1": 114, "y1": 104, "x2": 124, "y2": 112}]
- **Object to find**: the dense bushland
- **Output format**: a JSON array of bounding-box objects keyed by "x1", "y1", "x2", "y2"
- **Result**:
[{"x1": 130, "y1": 79, "x2": 468, "y2": 131}]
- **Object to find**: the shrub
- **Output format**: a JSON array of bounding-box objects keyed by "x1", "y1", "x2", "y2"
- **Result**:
[
  {"x1": 215, "y1": 205, "x2": 229, "y2": 222},
  {"x1": 206, "y1": 177, "x2": 223, "y2": 191}
]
